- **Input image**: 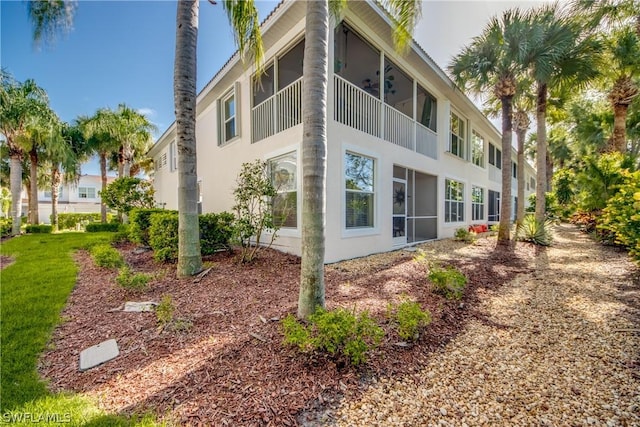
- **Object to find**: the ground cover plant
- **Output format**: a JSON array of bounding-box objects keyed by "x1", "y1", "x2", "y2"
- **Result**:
[{"x1": 0, "y1": 232, "x2": 161, "y2": 425}]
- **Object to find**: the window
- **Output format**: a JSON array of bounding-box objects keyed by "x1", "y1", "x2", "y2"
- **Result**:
[
  {"x1": 488, "y1": 143, "x2": 502, "y2": 169},
  {"x1": 220, "y1": 90, "x2": 237, "y2": 144},
  {"x1": 472, "y1": 186, "x2": 484, "y2": 221},
  {"x1": 169, "y1": 141, "x2": 177, "y2": 172},
  {"x1": 530, "y1": 177, "x2": 536, "y2": 189},
  {"x1": 44, "y1": 187, "x2": 63, "y2": 199},
  {"x1": 78, "y1": 187, "x2": 96, "y2": 199},
  {"x1": 345, "y1": 152, "x2": 375, "y2": 228},
  {"x1": 269, "y1": 152, "x2": 297, "y2": 228},
  {"x1": 445, "y1": 179, "x2": 464, "y2": 223},
  {"x1": 449, "y1": 112, "x2": 466, "y2": 159},
  {"x1": 512, "y1": 162, "x2": 517, "y2": 179},
  {"x1": 278, "y1": 40, "x2": 304, "y2": 90},
  {"x1": 471, "y1": 131, "x2": 485, "y2": 167},
  {"x1": 253, "y1": 63, "x2": 274, "y2": 107},
  {"x1": 417, "y1": 84, "x2": 437, "y2": 132},
  {"x1": 488, "y1": 190, "x2": 500, "y2": 222}
]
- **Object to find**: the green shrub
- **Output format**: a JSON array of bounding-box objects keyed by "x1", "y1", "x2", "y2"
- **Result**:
[
  {"x1": 111, "y1": 224, "x2": 131, "y2": 244},
  {"x1": 527, "y1": 193, "x2": 561, "y2": 219},
  {"x1": 129, "y1": 208, "x2": 170, "y2": 246},
  {"x1": 0, "y1": 218, "x2": 12, "y2": 237},
  {"x1": 516, "y1": 214, "x2": 553, "y2": 246},
  {"x1": 116, "y1": 266, "x2": 151, "y2": 291},
  {"x1": 86, "y1": 222, "x2": 119, "y2": 232},
  {"x1": 24, "y1": 224, "x2": 53, "y2": 234},
  {"x1": 200, "y1": 211, "x2": 234, "y2": 254},
  {"x1": 388, "y1": 299, "x2": 431, "y2": 341},
  {"x1": 156, "y1": 295, "x2": 174, "y2": 326},
  {"x1": 57, "y1": 213, "x2": 113, "y2": 230},
  {"x1": 91, "y1": 244, "x2": 124, "y2": 268},
  {"x1": 599, "y1": 170, "x2": 640, "y2": 264},
  {"x1": 454, "y1": 227, "x2": 476, "y2": 243},
  {"x1": 149, "y1": 212, "x2": 179, "y2": 262},
  {"x1": 428, "y1": 263, "x2": 467, "y2": 300},
  {"x1": 282, "y1": 308, "x2": 384, "y2": 366}
]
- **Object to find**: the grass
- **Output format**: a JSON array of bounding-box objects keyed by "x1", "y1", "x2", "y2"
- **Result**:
[{"x1": 1, "y1": 232, "x2": 165, "y2": 426}]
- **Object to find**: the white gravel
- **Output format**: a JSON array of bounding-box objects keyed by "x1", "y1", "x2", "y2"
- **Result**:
[{"x1": 334, "y1": 225, "x2": 640, "y2": 426}]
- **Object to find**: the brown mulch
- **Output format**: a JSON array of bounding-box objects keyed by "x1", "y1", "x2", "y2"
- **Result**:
[
  {"x1": 1, "y1": 255, "x2": 14, "y2": 270},
  {"x1": 39, "y1": 236, "x2": 536, "y2": 426}
]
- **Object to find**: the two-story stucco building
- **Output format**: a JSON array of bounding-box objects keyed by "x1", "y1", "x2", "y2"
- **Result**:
[{"x1": 149, "y1": 1, "x2": 536, "y2": 263}]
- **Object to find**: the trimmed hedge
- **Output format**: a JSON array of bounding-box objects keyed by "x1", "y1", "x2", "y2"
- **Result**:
[
  {"x1": 149, "y1": 211, "x2": 234, "y2": 262},
  {"x1": 200, "y1": 212, "x2": 234, "y2": 255},
  {"x1": 86, "y1": 223, "x2": 120, "y2": 232},
  {"x1": 130, "y1": 208, "x2": 173, "y2": 246},
  {"x1": 56, "y1": 213, "x2": 115, "y2": 230},
  {"x1": 149, "y1": 212, "x2": 179, "y2": 262},
  {"x1": 25, "y1": 225, "x2": 53, "y2": 234}
]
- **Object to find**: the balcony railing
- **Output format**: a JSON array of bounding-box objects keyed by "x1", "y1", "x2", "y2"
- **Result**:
[
  {"x1": 252, "y1": 77, "x2": 302, "y2": 143},
  {"x1": 334, "y1": 75, "x2": 438, "y2": 159}
]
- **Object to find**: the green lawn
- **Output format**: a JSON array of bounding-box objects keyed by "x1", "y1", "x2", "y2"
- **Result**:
[{"x1": 1, "y1": 232, "x2": 163, "y2": 426}]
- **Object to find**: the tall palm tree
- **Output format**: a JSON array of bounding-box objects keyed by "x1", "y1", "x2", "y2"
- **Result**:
[
  {"x1": 173, "y1": 0, "x2": 264, "y2": 277},
  {"x1": 297, "y1": 0, "x2": 422, "y2": 318},
  {"x1": 78, "y1": 110, "x2": 120, "y2": 223},
  {"x1": 524, "y1": 5, "x2": 601, "y2": 222},
  {"x1": 27, "y1": 0, "x2": 75, "y2": 46},
  {"x1": 0, "y1": 73, "x2": 49, "y2": 235},
  {"x1": 111, "y1": 104, "x2": 155, "y2": 178},
  {"x1": 449, "y1": 9, "x2": 528, "y2": 245}
]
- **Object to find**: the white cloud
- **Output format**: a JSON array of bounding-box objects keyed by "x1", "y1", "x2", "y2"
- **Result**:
[{"x1": 137, "y1": 107, "x2": 156, "y2": 118}]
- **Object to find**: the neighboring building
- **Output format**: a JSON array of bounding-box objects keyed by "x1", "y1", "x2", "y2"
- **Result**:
[
  {"x1": 149, "y1": 1, "x2": 536, "y2": 263},
  {"x1": 23, "y1": 174, "x2": 116, "y2": 224}
]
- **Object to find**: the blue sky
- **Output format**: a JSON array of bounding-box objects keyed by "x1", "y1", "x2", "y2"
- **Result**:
[{"x1": 2, "y1": 0, "x2": 547, "y2": 175}]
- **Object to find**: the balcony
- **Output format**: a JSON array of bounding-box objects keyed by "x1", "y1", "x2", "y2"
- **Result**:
[
  {"x1": 333, "y1": 75, "x2": 438, "y2": 159},
  {"x1": 251, "y1": 77, "x2": 303, "y2": 143}
]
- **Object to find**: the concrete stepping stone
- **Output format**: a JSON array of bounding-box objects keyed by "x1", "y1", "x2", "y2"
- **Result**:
[
  {"x1": 123, "y1": 301, "x2": 158, "y2": 312},
  {"x1": 79, "y1": 338, "x2": 119, "y2": 371}
]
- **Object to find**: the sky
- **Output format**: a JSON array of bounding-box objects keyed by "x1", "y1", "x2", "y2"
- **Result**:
[{"x1": 1, "y1": 0, "x2": 550, "y2": 175}]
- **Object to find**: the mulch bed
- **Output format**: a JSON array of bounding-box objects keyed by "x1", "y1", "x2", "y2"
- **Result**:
[{"x1": 39, "y1": 237, "x2": 536, "y2": 426}]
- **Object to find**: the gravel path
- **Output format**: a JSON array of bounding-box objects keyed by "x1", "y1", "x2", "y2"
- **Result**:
[{"x1": 334, "y1": 225, "x2": 640, "y2": 426}]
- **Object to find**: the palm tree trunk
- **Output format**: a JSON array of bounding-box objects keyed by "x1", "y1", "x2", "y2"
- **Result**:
[
  {"x1": 298, "y1": 0, "x2": 328, "y2": 318},
  {"x1": 546, "y1": 151, "x2": 553, "y2": 193},
  {"x1": 100, "y1": 152, "x2": 108, "y2": 222},
  {"x1": 516, "y1": 127, "x2": 525, "y2": 226},
  {"x1": 51, "y1": 166, "x2": 61, "y2": 231},
  {"x1": 174, "y1": 0, "x2": 202, "y2": 277},
  {"x1": 610, "y1": 103, "x2": 628, "y2": 153},
  {"x1": 29, "y1": 148, "x2": 39, "y2": 224},
  {"x1": 535, "y1": 82, "x2": 547, "y2": 223},
  {"x1": 9, "y1": 149, "x2": 23, "y2": 236},
  {"x1": 498, "y1": 95, "x2": 513, "y2": 245}
]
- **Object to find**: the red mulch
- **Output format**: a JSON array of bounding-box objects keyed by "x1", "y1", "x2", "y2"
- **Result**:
[{"x1": 39, "y1": 238, "x2": 535, "y2": 426}]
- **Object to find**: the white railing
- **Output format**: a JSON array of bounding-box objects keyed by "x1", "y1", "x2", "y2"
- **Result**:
[
  {"x1": 384, "y1": 104, "x2": 414, "y2": 151},
  {"x1": 334, "y1": 75, "x2": 380, "y2": 138},
  {"x1": 251, "y1": 78, "x2": 303, "y2": 143},
  {"x1": 334, "y1": 75, "x2": 439, "y2": 159},
  {"x1": 252, "y1": 97, "x2": 275, "y2": 143},
  {"x1": 277, "y1": 78, "x2": 302, "y2": 133},
  {"x1": 416, "y1": 122, "x2": 438, "y2": 159}
]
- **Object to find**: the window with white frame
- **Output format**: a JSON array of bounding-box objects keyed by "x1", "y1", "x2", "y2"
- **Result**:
[
  {"x1": 472, "y1": 130, "x2": 485, "y2": 167},
  {"x1": 530, "y1": 176, "x2": 536, "y2": 189},
  {"x1": 44, "y1": 187, "x2": 63, "y2": 199},
  {"x1": 488, "y1": 143, "x2": 502, "y2": 169},
  {"x1": 78, "y1": 187, "x2": 96, "y2": 199},
  {"x1": 449, "y1": 112, "x2": 466, "y2": 159},
  {"x1": 512, "y1": 162, "x2": 517, "y2": 179},
  {"x1": 169, "y1": 141, "x2": 177, "y2": 172},
  {"x1": 445, "y1": 179, "x2": 464, "y2": 223},
  {"x1": 345, "y1": 152, "x2": 375, "y2": 228},
  {"x1": 488, "y1": 190, "x2": 500, "y2": 221},
  {"x1": 269, "y1": 152, "x2": 297, "y2": 228},
  {"x1": 219, "y1": 86, "x2": 239, "y2": 145},
  {"x1": 472, "y1": 186, "x2": 484, "y2": 221}
]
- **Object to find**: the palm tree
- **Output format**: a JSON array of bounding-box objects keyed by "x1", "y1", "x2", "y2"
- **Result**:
[
  {"x1": 0, "y1": 73, "x2": 49, "y2": 235},
  {"x1": 449, "y1": 9, "x2": 528, "y2": 245},
  {"x1": 173, "y1": 0, "x2": 264, "y2": 277},
  {"x1": 297, "y1": 0, "x2": 422, "y2": 318},
  {"x1": 27, "y1": 0, "x2": 75, "y2": 46},
  {"x1": 110, "y1": 104, "x2": 155, "y2": 178},
  {"x1": 523, "y1": 5, "x2": 601, "y2": 222},
  {"x1": 78, "y1": 110, "x2": 120, "y2": 223}
]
